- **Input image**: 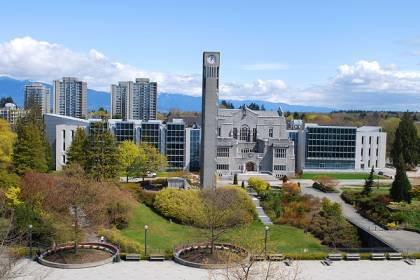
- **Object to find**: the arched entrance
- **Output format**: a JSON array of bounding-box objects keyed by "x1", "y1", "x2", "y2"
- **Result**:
[{"x1": 246, "y1": 162, "x2": 255, "y2": 172}]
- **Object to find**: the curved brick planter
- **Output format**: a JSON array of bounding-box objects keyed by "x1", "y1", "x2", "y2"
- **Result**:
[
  {"x1": 173, "y1": 243, "x2": 248, "y2": 269},
  {"x1": 37, "y1": 242, "x2": 120, "y2": 269}
]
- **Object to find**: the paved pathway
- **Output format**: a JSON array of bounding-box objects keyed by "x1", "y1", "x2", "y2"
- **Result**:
[
  {"x1": 248, "y1": 190, "x2": 273, "y2": 225},
  {"x1": 300, "y1": 183, "x2": 420, "y2": 253},
  {"x1": 17, "y1": 259, "x2": 420, "y2": 280}
]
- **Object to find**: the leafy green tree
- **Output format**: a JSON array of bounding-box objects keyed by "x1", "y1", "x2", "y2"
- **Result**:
[
  {"x1": 13, "y1": 122, "x2": 49, "y2": 175},
  {"x1": 0, "y1": 119, "x2": 16, "y2": 168},
  {"x1": 379, "y1": 117, "x2": 400, "y2": 158},
  {"x1": 67, "y1": 127, "x2": 88, "y2": 167},
  {"x1": 390, "y1": 155, "x2": 412, "y2": 203},
  {"x1": 85, "y1": 122, "x2": 119, "y2": 180},
  {"x1": 133, "y1": 143, "x2": 167, "y2": 180},
  {"x1": 361, "y1": 167, "x2": 375, "y2": 196},
  {"x1": 117, "y1": 141, "x2": 142, "y2": 182},
  {"x1": 391, "y1": 112, "x2": 419, "y2": 169}
]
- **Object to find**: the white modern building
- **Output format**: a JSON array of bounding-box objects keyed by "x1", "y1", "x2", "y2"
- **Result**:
[
  {"x1": 292, "y1": 124, "x2": 387, "y2": 171},
  {"x1": 44, "y1": 114, "x2": 187, "y2": 171},
  {"x1": 53, "y1": 77, "x2": 87, "y2": 118},
  {"x1": 355, "y1": 126, "x2": 387, "y2": 170},
  {"x1": 111, "y1": 78, "x2": 157, "y2": 121},
  {"x1": 24, "y1": 83, "x2": 50, "y2": 114}
]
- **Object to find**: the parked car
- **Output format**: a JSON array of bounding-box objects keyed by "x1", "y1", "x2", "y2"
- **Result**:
[{"x1": 146, "y1": 172, "x2": 157, "y2": 178}]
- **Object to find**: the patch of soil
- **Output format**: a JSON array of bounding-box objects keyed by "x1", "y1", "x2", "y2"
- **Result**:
[
  {"x1": 180, "y1": 248, "x2": 246, "y2": 264},
  {"x1": 44, "y1": 248, "x2": 112, "y2": 264}
]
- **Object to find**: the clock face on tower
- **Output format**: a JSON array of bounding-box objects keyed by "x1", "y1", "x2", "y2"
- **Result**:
[{"x1": 207, "y1": 55, "x2": 216, "y2": 64}]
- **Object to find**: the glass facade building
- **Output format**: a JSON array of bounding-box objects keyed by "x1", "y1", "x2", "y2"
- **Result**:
[
  {"x1": 305, "y1": 125, "x2": 356, "y2": 169},
  {"x1": 189, "y1": 128, "x2": 201, "y2": 171},
  {"x1": 114, "y1": 122, "x2": 136, "y2": 143},
  {"x1": 165, "y1": 122, "x2": 185, "y2": 170},
  {"x1": 140, "y1": 122, "x2": 162, "y2": 151}
]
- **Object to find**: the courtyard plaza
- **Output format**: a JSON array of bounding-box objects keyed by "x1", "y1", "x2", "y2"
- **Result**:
[{"x1": 17, "y1": 259, "x2": 420, "y2": 280}]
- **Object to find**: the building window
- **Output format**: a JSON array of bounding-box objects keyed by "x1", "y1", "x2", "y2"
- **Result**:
[
  {"x1": 369, "y1": 137, "x2": 372, "y2": 144},
  {"x1": 269, "y1": 128, "x2": 273, "y2": 138},
  {"x1": 275, "y1": 148, "x2": 287, "y2": 158},
  {"x1": 274, "y1": 165, "x2": 286, "y2": 171},
  {"x1": 233, "y1": 128, "x2": 238, "y2": 139},
  {"x1": 218, "y1": 127, "x2": 221, "y2": 137},
  {"x1": 376, "y1": 148, "x2": 378, "y2": 156},
  {"x1": 240, "y1": 125, "x2": 250, "y2": 142},
  {"x1": 368, "y1": 160, "x2": 371, "y2": 167},
  {"x1": 217, "y1": 164, "x2": 229, "y2": 170},
  {"x1": 368, "y1": 148, "x2": 371, "y2": 156},
  {"x1": 361, "y1": 136, "x2": 364, "y2": 144},
  {"x1": 71, "y1": 130, "x2": 75, "y2": 140},
  {"x1": 62, "y1": 155, "x2": 66, "y2": 164},
  {"x1": 241, "y1": 148, "x2": 252, "y2": 154},
  {"x1": 62, "y1": 130, "x2": 66, "y2": 151},
  {"x1": 217, "y1": 147, "x2": 230, "y2": 157},
  {"x1": 361, "y1": 148, "x2": 363, "y2": 157},
  {"x1": 253, "y1": 128, "x2": 257, "y2": 142}
]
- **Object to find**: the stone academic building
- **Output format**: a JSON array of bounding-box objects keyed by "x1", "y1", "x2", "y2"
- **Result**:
[{"x1": 216, "y1": 107, "x2": 295, "y2": 178}]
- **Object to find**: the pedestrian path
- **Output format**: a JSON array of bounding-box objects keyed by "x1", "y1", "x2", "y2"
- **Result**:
[{"x1": 248, "y1": 191, "x2": 273, "y2": 225}]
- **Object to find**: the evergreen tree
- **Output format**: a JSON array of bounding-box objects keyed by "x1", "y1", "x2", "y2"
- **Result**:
[
  {"x1": 0, "y1": 96, "x2": 14, "y2": 107},
  {"x1": 13, "y1": 122, "x2": 49, "y2": 175},
  {"x1": 391, "y1": 112, "x2": 419, "y2": 169},
  {"x1": 361, "y1": 167, "x2": 374, "y2": 196},
  {"x1": 67, "y1": 127, "x2": 88, "y2": 168},
  {"x1": 85, "y1": 122, "x2": 119, "y2": 181},
  {"x1": 390, "y1": 155, "x2": 412, "y2": 203},
  {"x1": 233, "y1": 173, "x2": 238, "y2": 185}
]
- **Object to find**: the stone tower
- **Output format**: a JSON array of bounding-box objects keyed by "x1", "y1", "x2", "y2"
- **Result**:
[{"x1": 200, "y1": 52, "x2": 220, "y2": 189}]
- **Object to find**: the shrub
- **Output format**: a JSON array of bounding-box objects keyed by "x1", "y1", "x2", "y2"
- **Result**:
[
  {"x1": 98, "y1": 227, "x2": 143, "y2": 253},
  {"x1": 137, "y1": 189, "x2": 158, "y2": 207},
  {"x1": 153, "y1": 187, "x2": 256, "y2": 226},
  {"x1": 312, "y1": 182, "x2": 337, "y2": 193},
  {"x1": 248, "y1": 177, "x2": 270, "y2": 195},
  {"x1": 282, "y1": 182, "x2": 300, "y2": 194},
  {"x1": 153, "y1": 189, "x2": 203, "y2": 224}
]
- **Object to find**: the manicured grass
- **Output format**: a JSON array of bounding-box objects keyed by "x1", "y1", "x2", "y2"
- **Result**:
[
  {"x1": 121, "y1": 203, "x2": 326, "y2": 254},
  {"x1": 341, "y1": 186, "x2": 391, "y2": 195},
  {"x1": 300, "y1": 172, "x2": 384, "y2": 180}
]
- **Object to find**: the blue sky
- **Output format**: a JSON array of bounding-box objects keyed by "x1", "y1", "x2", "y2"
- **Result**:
[{"x1": 0, "y1": 0, "x2": 420, "y2": 110}]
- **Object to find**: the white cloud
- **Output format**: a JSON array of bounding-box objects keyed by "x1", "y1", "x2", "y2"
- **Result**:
[
  {"x1": 241, "y1": 63, "x2": 289, "y2": 71},
  {"x1": 0, "y1": 36, "x2": 203, "y2": 94},
  {"x1": 332, "y1": 60, "x2": 420, "y2": 93}
]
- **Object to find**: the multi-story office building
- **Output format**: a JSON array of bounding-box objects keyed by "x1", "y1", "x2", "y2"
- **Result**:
[
  {"x1": 44, "y1": 114, "x2": 184, "y2": 171},
  {"x1": 304, "y1": 124, "x2": 357, "y2": 169},
  {"x1": 44, "y1": 114, "x2": 90, "y2": 170},
  {"x1": 0, "y1": 103, "x2": 28, "y2": 125},
  {"x1": 185, "y1": 125, "x2": 201, "y2": 171},
  {"x1": 111, "y1": 78, "x2": 157, "y2": 121},
  {"x1": 165, "y1": 119, "x2": 185, "y2": 170},
  {"x1": 24, "y1": 83, "x2": 50, "y2": 114},
  {"x1": 53, "y1": 77, "x2": 87, "y2": 118},
  {"x1": 355, "y1": 126, "x2": 387, "y2": 170},
  {"x1": 295, "y1": 124, "x2": 386, "y2": 171},
  {"x1": 140, "y1": 121, "x2": 165, "y2": 153},
  {"x1": 216, "y1": 107, "x2": 295, "y2": 178}
]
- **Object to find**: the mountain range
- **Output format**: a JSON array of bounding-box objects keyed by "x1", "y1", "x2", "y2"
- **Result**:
[{"x1": 0, "y1": 76, "x2": 333, "y2": 113}]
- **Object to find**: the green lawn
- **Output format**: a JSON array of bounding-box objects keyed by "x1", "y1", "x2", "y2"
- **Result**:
[
  {"x1": 341, "y1": 186, "x2": 391, "y2": 195},
  {"x1": 120, "y1": 203, "x2": 326, "y2": 254},
  {"x1": 300, "y1": 172, "x2": 384, "y2": 180}
]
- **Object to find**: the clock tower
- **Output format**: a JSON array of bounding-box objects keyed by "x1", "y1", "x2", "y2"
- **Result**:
[{"x1": 200, "y1": 52, "x2": 220, "y2": 189}]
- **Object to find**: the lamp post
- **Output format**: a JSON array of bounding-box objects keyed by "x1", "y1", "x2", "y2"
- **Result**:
[
  {"x1": 144, "y1": 225, "x2": 149, "y2": 257},
  {"x1": 28, "y1": 224, "x2": 33, "y2": 259},
  {"x1": 264, "y1": 225, "x2": 269, "y2": 256}
]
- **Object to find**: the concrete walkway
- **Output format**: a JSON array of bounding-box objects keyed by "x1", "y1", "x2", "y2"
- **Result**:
[
  {"x1": 300, "y1": 183, "x2": 420, "y2": 253},
  {"x1": 17, "y1": 259, "x2": 420, "y2": 280},
  {"x1": 248, "y1": 190, "x2": 273, "y2": 225}
]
